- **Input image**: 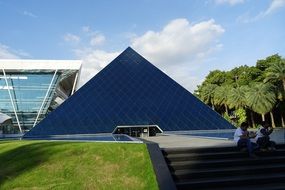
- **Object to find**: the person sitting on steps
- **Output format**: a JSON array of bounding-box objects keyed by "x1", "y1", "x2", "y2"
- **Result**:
[
  {"x1": 234, "y1": 122, "x2": 258, "y2": 157},
  {"x1": 256, "y1": 121, "x2": 276, "y2": 151}
]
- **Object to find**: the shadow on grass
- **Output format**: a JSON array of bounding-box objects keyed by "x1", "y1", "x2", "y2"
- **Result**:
[{"x1": 0, "y1": 141, "x2": 67, "y2": 186}]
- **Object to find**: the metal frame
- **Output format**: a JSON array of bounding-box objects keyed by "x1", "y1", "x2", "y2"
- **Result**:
[
  {"x1": 33, "y1": 70, "x2": 58, "y2": 127},
  {"x1": 112, "y1": 124, "x2": 163, "y2": 134},
  {"x1": 71, "y1": 71, "x2": 79, "y2": 95},
  {"x1": 0, "y1": 60, "x2": 82, "y2": 133},
  {"x1": 2, "y1": 69, "x2": 22, "y2": 133}
]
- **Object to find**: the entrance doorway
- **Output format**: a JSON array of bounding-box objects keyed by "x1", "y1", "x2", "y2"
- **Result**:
[{"x1": 112, "y1": 125, "x2": 163, "y2": 137}]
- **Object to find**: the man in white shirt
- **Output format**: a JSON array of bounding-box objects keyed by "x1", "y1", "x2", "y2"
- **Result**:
[{"x1": 234, "y1": 122, "x2": 257, "y2": 157}]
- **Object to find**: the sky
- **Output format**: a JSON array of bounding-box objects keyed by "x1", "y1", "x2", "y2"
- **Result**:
[{"x1": 0, "y1": 0, "x2": 285, "y2": 92}]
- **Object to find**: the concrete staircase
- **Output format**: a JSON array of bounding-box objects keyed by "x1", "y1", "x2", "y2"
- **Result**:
[{"x1": 162, "y1": 144, "x2": 285, "y2": 190}]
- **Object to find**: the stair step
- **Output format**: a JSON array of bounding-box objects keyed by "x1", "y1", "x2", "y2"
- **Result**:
[
  {"x1": 162, "y1": 146, "x2": 238, "y2": 155},
  {"x1": 173, "y1": 163, "x2": 285, "y2": 180},
  {"x1": 168, "y1": 155, "x2": 285, "y2": 170},
  {"x1": 276, "y1": 144, "x2": 285, "y2": 149},
  {"x1": 176, "y1": 173, "x2": 285, "y2": 190},
  {"x1": 165, "y1": 148, "x2": 285, "y2": 162},
  {"x1": 163, "y1": 144, "x2": 285, "y2": 155},
  {"x1": 165, "y1": 151, "x2": 248, "y2": 162},
  {"x1": 212, "y1": 183, "x2": 285, "y2": 190},
  {"x1": 162, "y1": 144, "x2": 285, "y2": 190}
]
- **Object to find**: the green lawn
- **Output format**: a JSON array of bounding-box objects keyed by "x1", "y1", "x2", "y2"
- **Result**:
[{"x1": 0, "y1": 140, "x2": 158, "y2": 190}]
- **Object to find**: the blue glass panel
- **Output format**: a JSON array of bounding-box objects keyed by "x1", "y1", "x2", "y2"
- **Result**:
[
  {"x1": 0, "y1": 73, "x2": 59, "y2": 131},
  {"x1": 25, "y1": 47, "x2": 234, "y2": 137}
]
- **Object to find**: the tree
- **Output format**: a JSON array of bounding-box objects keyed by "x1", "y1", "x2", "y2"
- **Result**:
[
  {"x1": 230, "y1": 66, "x2": 263, "y2": 87},
  {"x1": 235, "y1": 108, "x2": 247, "y2": 126},
  {"x1": 256, "y1": 54, "x2": 282, "y2": 71},
  {"x1": 264, "y1": 59, "x2": 285, "y2": 127},
  {"x1": 214, "y1": 85, "x2": 231, "y2": 115},
  {"x1": 227, "y1": 86, "x2": 249, "y2": 126},
  {"x1": 246, "y1": 83, "x2": 277, "y2": 127},
  {"x1": 196, "y1": 53, "x2": 284, "y2": 128},
  {"x1": 203, "y1": 70, "x2": 228, "y2": 86},
  {"x1": 199, "y1": 84, "x2": 218, "y2": 110},
  {"x1": 228, "y1": 86, "x2": 248, "y2": 109},
  {"x1": 265, "y1": 59, "x2": 285, "y2": 94}
]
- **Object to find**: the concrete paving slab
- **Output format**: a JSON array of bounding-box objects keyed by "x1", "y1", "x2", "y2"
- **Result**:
[
  {"x1": 141, "y1": 134, "x2": 235, "y2": 148},
  {"x1": 141, "y1": 128, "x2": 285, "y2": 148}
]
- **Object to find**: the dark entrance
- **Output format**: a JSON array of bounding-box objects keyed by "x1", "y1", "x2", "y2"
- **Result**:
[{"x1": 112, "y1": 125, "x2": 162, "y2": 137}]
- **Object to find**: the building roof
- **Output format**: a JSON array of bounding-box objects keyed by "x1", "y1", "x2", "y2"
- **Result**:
[
  {"x1": 25, "y1": 47, "x2": 234, "y2": 137},
  {"x1": 0, "y1": 113, "x2": 12, "y2": 124},
  {"x1": 0, "y1": 59, "x2": 82, "y2": 71}
]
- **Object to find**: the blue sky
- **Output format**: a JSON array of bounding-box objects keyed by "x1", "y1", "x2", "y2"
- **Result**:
[{"x1": 0, "y1": 0, "x2": 285, "y2": 92}]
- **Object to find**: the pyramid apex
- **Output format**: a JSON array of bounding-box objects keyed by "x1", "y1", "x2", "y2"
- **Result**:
[
  {"x1": 124, "y1": 46, "x2": 136, "y2": 52},
  {"x1": 118, "y1": 47, "x2": 143, "y2": 60}
]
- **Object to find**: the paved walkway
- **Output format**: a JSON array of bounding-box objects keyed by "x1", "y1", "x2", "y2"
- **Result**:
[
  {"x1": 141, "y1": 129, "x2": 285, "y2": 148},
  {"x1": 141, "y1": 134, "x2": 235, "y2": 148}
]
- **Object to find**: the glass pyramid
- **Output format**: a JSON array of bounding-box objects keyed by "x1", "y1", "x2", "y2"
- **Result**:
[{"x1": 25, "y1": 47, "x2": 234, "y2": 137}]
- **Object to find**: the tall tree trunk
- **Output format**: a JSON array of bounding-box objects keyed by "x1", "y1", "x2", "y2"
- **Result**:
[
  {"x1": 224, "y1": 104, "x2": 228, "y2": 115},
  {"x1": 283, "y1": 79, "x2": 285, "y2": 92},
  {"x1": 281, "y1": 114, "x2": 285, "y2": 128},
  {"x1": 250, "y1": 111, "x2": 255, "y2": 128},
  {"x1": 281, "y1": 79, "x2": 285, "y2": 127},
  {"x1": 270, "y1": 111, "x2": 276, "y2": 128},
  {"x1": 211, "y1": 100, "x2": 215, "y2": 110},
  {"x1": 280, "y1": 103, "x2": 285, "y2": 128},
  {"x1": 262, "y1": 114, "x2": 265, "y2": 121}
]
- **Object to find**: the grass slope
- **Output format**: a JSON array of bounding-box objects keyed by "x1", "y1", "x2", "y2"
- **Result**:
[{"x1": 0, "y1": 140, "x2": 158, "y2": 190}]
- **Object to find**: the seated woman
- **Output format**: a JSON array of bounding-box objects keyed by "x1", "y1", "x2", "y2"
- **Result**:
[
  {"x1": 234, "y1": 122, "x2": 257, "y2": 157},
  {"x1": 256, "y1": 121, "x2": 276, "y2": 151}
]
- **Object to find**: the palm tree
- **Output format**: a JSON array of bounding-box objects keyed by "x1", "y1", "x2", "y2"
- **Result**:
[
  {"x1": 214, "y1": 85, "x2": 231, "y2": 115},
  {"x1": 199, "y1": 84, "x2": 218, "y2": 110},
  {"x1": 246, "y1": 83, "x2": 277, "y2": 127},
  {"x1": 265, "y1": 59, "x2": 285, "y2": 127},
  {"x1": 228, "y1": 86, "x2": 248, "y2": 109},
  {"x1": 275, "y1": 83, "x2": 285, "y2": 127},
  {"x1": 227, "y1": 85, "x2": 253, "y2": 126},
  {"x1": 265, "y1": 59, "x2": 285, "y2": 91}
]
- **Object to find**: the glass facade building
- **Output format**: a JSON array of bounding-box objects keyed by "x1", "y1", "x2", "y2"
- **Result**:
[
  {"x1": 25, "y1": 47, "x2": 234, "y2": 138},
  {"x1": 0, "y1": 60, "x2": 81, "y2": 133}
]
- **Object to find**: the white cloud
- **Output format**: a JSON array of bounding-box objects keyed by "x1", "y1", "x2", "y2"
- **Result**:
[
  {"x1": 63, "y1": 28, "x2": 115, "y2": 87},
  {"x1": 90, "y1": 34, "x2": 105, "y2": 46},
  {"x1": 14, "y1": 49, "x2": 30, "y2": 58},
  {"x1": 215, "y1": 0, "x2": 244, "y2": 5},
  {"x1": 71, "y1": 29, "x2": 110, "y2": 87},
  {"x1": 131, "y1": 18, "x2": 224, "y2": 92},
  {"x1": 66, "y1": 18, "x2": 224, "y2": 92},
  {"x1": 81, "y1": 26, "x2": 106, "y2": 46},
  {"x1": 23, "y1": 10, "x2": 37, "y2": 18},
  {"x1": 265, "y1": 0, "x2": 285, "y2": 15},
  {"x1": 132, "y1": 19, "x2": 224, "y2": 64},
  {"x1": 238, "y1": 0, "x2": 285, "y2": 23},
  {"x1": 0, "y1": 43, "x2": 31, "y2": 59},
  {"x1": 63, "y1": 33, "x2": 80, "y2": 43},
  {"x1": 0, "y1": 43, "x2": 19, "y2": 59},
  {"x1": 74, "y1": 48, "x2": 119, "y2": 87}
]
